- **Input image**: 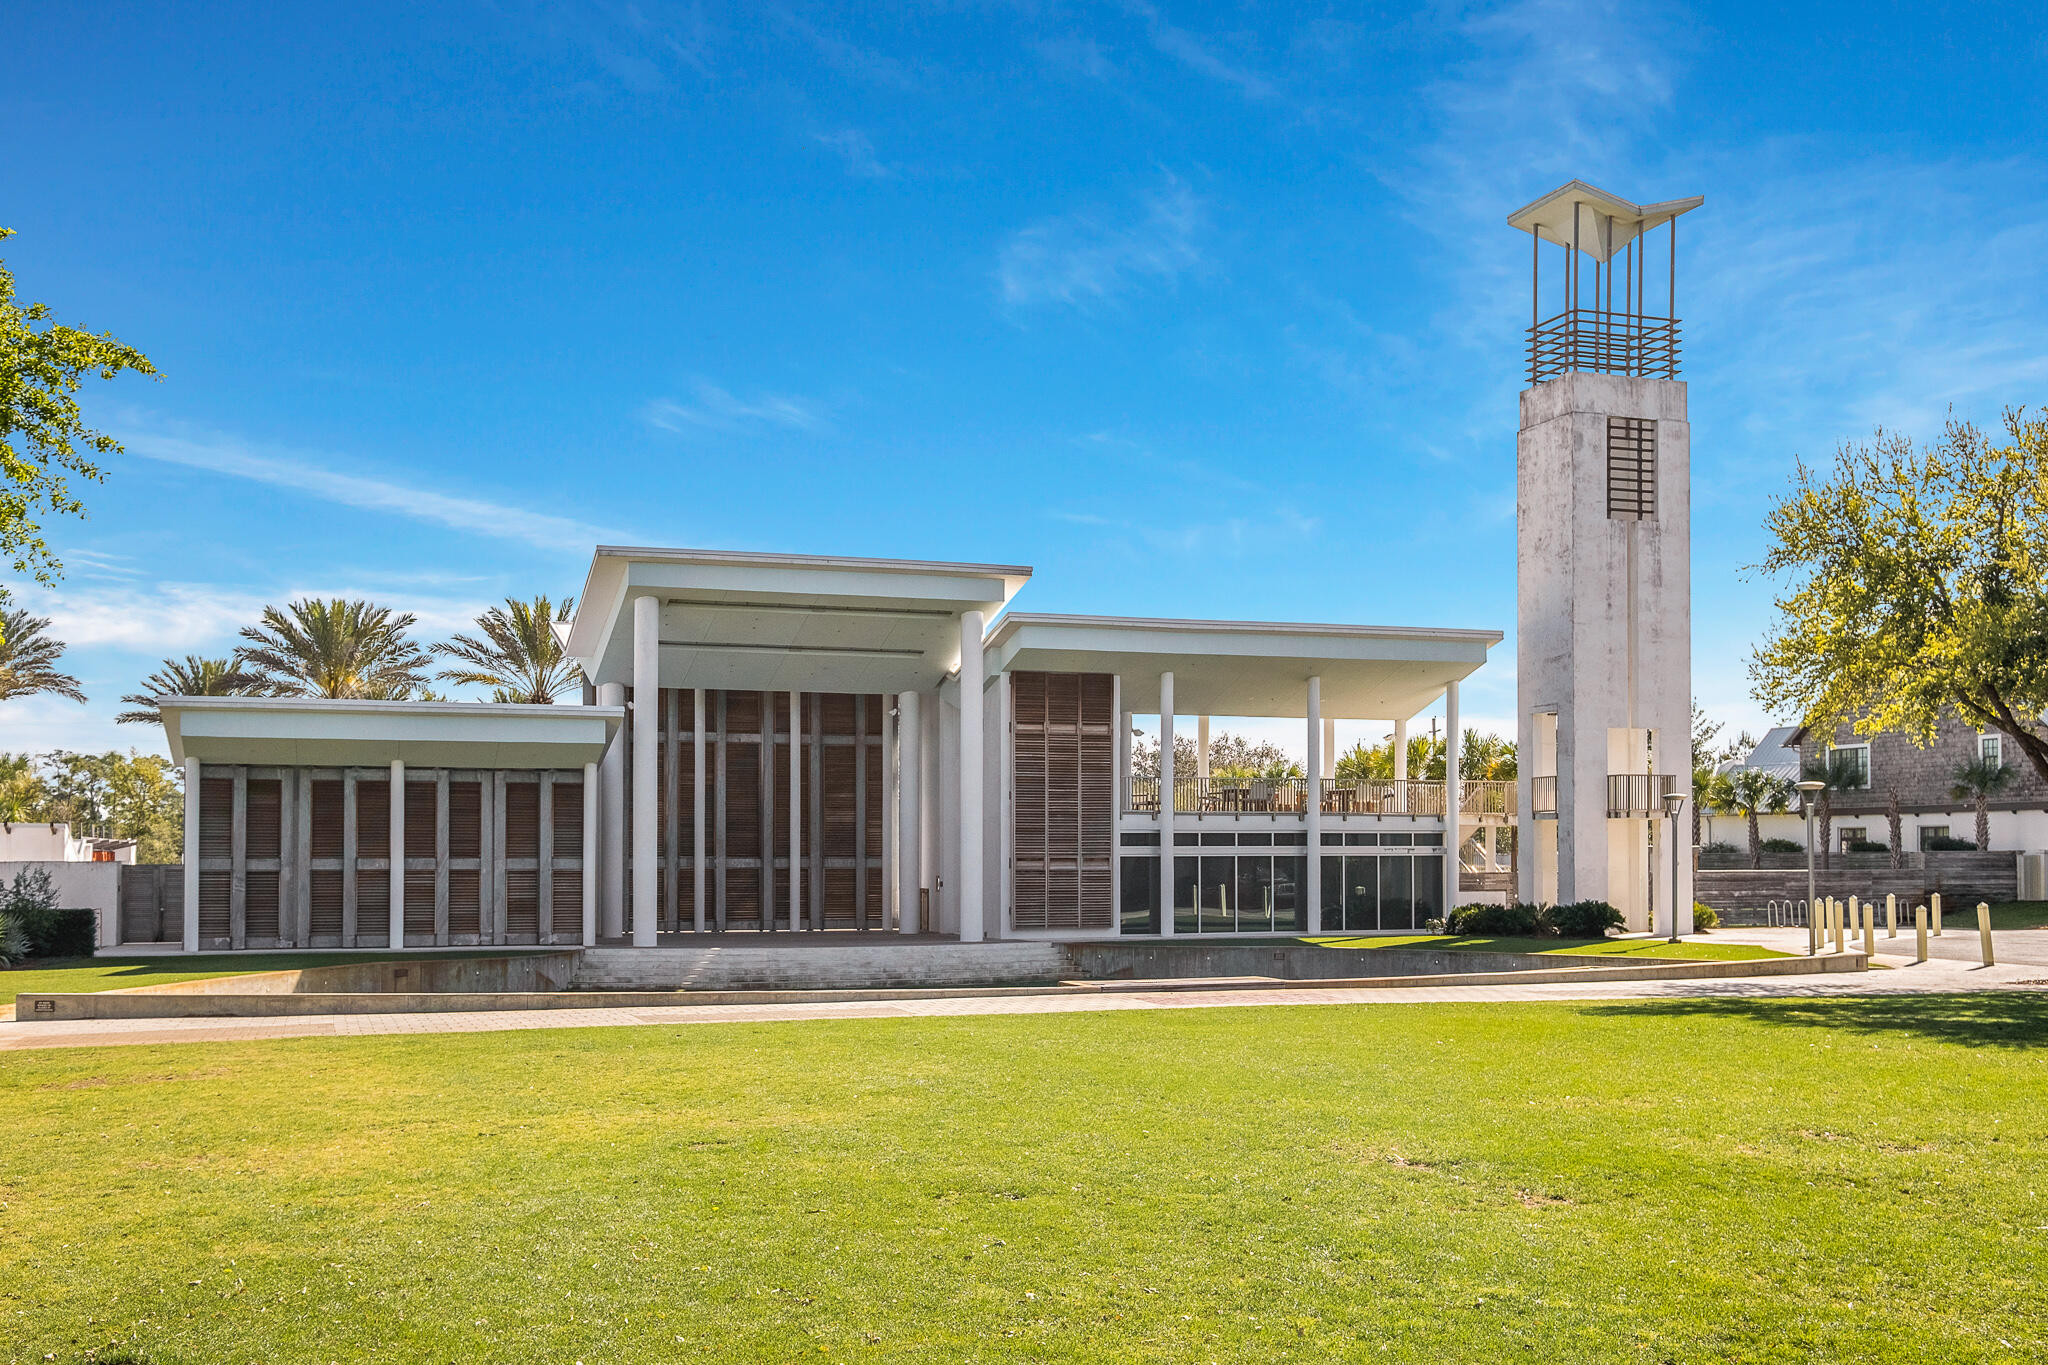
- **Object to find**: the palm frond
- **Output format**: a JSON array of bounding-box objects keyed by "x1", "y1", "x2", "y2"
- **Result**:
[
  {"x1": 0, "y1": 608, "x2": 86, "y2": 704},
  {"x1": 235, "y1": 599, "x2": 431, "y2": 700},
  {"x1": 431, "y1": 595, "x2": 579, "y2": 704}
]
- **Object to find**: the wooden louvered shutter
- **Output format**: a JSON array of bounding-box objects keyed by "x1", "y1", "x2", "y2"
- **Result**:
[
  {"x1": 1011, "y1": 673, "x2": 1050, "y2": 928},
  {"x1": 1077, "y1": 673, "x2": 1115, "y2": 927},
  {"x1": 1011, "y1": 672, "x2": 1116, "y2": 931}
]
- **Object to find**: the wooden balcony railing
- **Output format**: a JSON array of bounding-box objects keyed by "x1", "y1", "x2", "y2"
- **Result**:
[{"x1": 1122, "y1": 778, "x2": 1517, "y2": 817}]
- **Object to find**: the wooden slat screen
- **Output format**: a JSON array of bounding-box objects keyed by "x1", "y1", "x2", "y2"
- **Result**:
[
  {"x1": 1011, "y1": 671, "x2": 1115, "y2": 930},
  {"x1": 551, "y1": 780, "x2": 583, "y2": 858},
  {"x1": 404, "y1": 781, "x2": 436, "y2": 852},
  {"x1": 310, "y1": 781, "x2": 343, "y2": 858},
  {"x1": 504, "y1": 781, "x2": 540, "y2": 860},
  {"x1": 310, "y1": 869, "x2": 343, "y2": 936},
  {"x1": 246, "y1": 873, "x2": 280, "y2": 940},
  {"x1": 448, "y1": 868, "x2": 481, "y2": 935},
  {"x1": 404, "y1": 868, "x2": 435, "y2": 937},
  {"x1": 448, "y1": 782, "x2": 482, "y2": 859},
  {"x1": 246, "y1": 780, "x2": 282, "y2": 860},
  {"x1": 198, "y1": 870, "x2": 231, "y2": 938},
  {"x1": 198, "y1": 778, "x2": 233, "y2": 860},
  {"x1": 356, "y1": 780, "x2": 390, "y2": 859}
]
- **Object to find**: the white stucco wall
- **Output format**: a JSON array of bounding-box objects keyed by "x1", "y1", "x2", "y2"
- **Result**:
[{"x1": 0, "y1": 860, "x2": 122, "y2": 947}]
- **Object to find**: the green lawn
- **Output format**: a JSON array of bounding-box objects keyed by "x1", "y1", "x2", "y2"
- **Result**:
[
  {"x1": 5, "y1": 997, "x2": 2045, "y2": 1362},
  {"x1": 1983, "y1": 901, "x2": 2048, "y2": 930},
  {"x1": 0, "y1": 951, "x2": 548, "y2": 1008},
  {"x1": 1306, "y1": 934, "x2": 1791, "y2": 962}
]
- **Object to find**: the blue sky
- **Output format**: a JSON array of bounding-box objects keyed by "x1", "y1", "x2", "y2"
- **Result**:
[{"x1": 6, "y1": 0, "x2": 2047, "y2": 760}]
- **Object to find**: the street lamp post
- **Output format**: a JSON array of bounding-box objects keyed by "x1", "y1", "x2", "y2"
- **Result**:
[
  {"x1": 1796, "y1": 778, "x2": 1826, "y2": 956},
  {"x1": 1661, "y1": 789, "x2": 1687, "y2": 944}
]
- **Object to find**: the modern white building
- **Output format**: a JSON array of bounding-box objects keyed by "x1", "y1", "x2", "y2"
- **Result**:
[{"x1": 158, "y1": 545, "x2": 1503, "y2": 952}]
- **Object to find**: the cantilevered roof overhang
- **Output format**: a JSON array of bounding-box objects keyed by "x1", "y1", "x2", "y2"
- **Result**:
[
  {"x1": 159, "y1": 697, "x2": 625, "y2": 769},
  {"x1": 568, "y1": 546, "x2": 1031, "y2": 696},
  {"x1": 984, "y1": 614, "x2": 1500, "y2": 720},
  {"x1": 1506, "y1": 180, "x2": 1704, "y2": 262}
]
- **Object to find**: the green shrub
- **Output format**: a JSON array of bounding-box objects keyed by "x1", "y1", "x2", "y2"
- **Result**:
[
  {"x1": 1701, "y1": 841, "x2": 1739, "y2": 855},
  {"x1": 1550, "y1": 900, "x2": 1625, "y2": 939},
  {"x1": 1924, "y1": 835, "x2": 1978, "y2": 851},
  {"x1": 1447, "y1": 902, "x2": 1547, "y2": 937},
  {"x1": 1760, "y1": 838, "x2": 1803, "y2": 854},
  {"x1": 0, "y1": 868, "x2": 97, "y2": 960},
  {"x1": 1693, "y1": 901, "x2": 1720, "y2": 932},
  {"x1": 0, "y1": 911, "x2": 29, "y2": 967},
  {"x1": 1847, "y1": 839, "x2": 1889, "y2": 853}
]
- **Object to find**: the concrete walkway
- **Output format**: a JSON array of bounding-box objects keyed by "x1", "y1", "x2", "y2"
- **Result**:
[
  {"x1": 4, "y1": 951, "x2": 2040, "y2": 1052},
  {"x1": 1711, "y1": 921, "x2": 2048, "y2": 968}
]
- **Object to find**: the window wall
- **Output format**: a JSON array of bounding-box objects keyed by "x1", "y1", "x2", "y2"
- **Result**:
[
  {"x1": 1114, "y1": 828, "x2": 1444, "y2": 935},
  {"x1": 1318, "y1": 832, "x2": 1445, "y2": 933}
]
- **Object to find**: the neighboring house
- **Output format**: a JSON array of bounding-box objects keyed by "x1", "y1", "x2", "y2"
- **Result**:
[
  {"x1": 1793, "y1": 715, "x2": 2048, "y2": 853},
  {"x1": 0, "y1": 822, "x2": 137, "y2": 864},
  {"x1": 0, "y1": 823, "x2": 138, "y2": 952},
  {"x1": 1700, "y1": 727, "x2": 1806, "y2": 849}
]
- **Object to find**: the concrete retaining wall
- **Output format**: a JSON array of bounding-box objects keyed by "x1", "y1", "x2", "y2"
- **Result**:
[
  {"x1": 1069, "y1": 939, "x2": 1667, "y2": 981},
  {"x1": 111, "y1": 953, "x2": 581, "y2": 997},
  {"x1": 1695, "y1": 854, "x2": 2016, "y2": 911},
  {"x1": 574, "y1": 942, "x2": 1071, "y2": 991}
]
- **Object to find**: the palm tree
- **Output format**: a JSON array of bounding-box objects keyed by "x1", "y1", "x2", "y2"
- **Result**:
[
  {"x1": 1948, "y1": 756, "x2": 2015, "y2": 852},
  {"x1": 1692, "y1": 766, "x2": 1732, "y2": 850},
  {"x1": 236, "y1": 598, "x2": 432, "y2": 700},
  {"x1": 431, "y1": 595, "x2": 579, "y2": 704},
  {"x1": 1725, "y1": 767, "x2": 1791, "y2": 868},
  {"x1": 1799, "y1": 749, "x2": 1866, "y2": 869},
  {"x1": 0, "y1": 608, "x2": 85, "y2": 704},
  {"x1": 116, "y1": 655, "x2": 279, "y2": 725}
]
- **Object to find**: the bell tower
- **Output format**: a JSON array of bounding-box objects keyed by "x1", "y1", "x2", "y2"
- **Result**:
[{"x1": 1510, "y1": 181, "x2": 1700, "y2": 933}]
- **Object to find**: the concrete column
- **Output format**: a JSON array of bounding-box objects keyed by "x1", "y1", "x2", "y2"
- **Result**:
[
  {"x1": 1322, "y1": 717, "x2": 1337, "y2": 780},
  {"x1": 1444, "y1": 680, "x2": 1461, "y2": 911},
  {"x1": 957, "y1": 611, "x2": 986, "y2": 942},
  {"x1": 692, "y1": 688, "x2": 706, "y2": 934},
  {"x1": 1393, "y1": 717, "x2": 1409, "y2": 812},
  {"x1": 1158, "y1": 671, "x2": 1175, "y2": 937},
  {"x1": 788, "y1": 688, "x2": 803, "y2": 933},
  {"x1": 881, "y1": 699, "x2": 896, "y2": 929},
  {"x1": 899, "y1": 690, "x2": 922, "y2": 934},
  {"x1": 631, "y1": 595, "x2": 660, "y2": 947},
  {"x1": 181, "y1": 756, "x2": 201, "y2": 952},
  {"x1": 1306, "y1": 676, "x2": 1323, "y2": 935},
  {"x1": 597, "y1": 680, "x2": 626, "y2": 939},
  {"x1": 581, "y1": 761, "x2": 598, "y2": 945},
  {"x1": 389, "y1": 759, "x2": 406, "y2": 950},
  {"x1": 920, "y1": 691, "x2": 938, "y2": 931},
  {"x1": 1197, "y1": 715, "x2": 1210, "y2": 785}
]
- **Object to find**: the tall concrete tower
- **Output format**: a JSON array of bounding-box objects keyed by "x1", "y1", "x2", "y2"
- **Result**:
[{"x1": 1510, "y1": 182, "x2": 1700, "y2": 934}]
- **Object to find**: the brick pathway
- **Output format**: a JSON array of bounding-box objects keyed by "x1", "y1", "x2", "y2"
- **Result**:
[{"x1": 4, "y1": 952, "x2": 2041, "y2": 1052}]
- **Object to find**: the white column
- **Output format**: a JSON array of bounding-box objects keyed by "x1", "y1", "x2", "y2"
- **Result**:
[
  {"x1": 898, "y1": 690, "x2": 922, "y2": 934},
  {"x1": 1306, "y1": 676, "x2": 1323, "y2": 935},
  {"x1": 692, "y1": 688, "x2": 707, "y2": 934},
  {"x1": 631, "y1": 595, "x2": 659, "y2": 947},
  {"x1": 788, "y1": 688, "x2": 802, "y2": 932},
  {"x1": 1393, "y1": 717, "x2": 1410, "y2": 812},
  {"x1": 957, "y1": 611, "x2": 986, "y2": 942},
  {"x1": 1197, "y1": 715, "x2": 1210, "y2": 784},
  {"x1": 1158, "y1": 671, "x2": 1175, "y2": 937},
  {"x1": 581, "y1": 760, "x2": 598, "y2": 945},
  {"x1": 1444, "y1": 680, "x2": 1462, "y2": 911},
  {"x1": 389, "y1": 759, "x2": 406, "y2": 949},
  {"x1": 598, "y1": 681, "x2": 626, "y2": 938},
  {"x1": 181, "y1": 755, "x2": 201, "y2": 952},
  {"x1": 881, "y1": 699, "x2": 896, "y2": 929},
  {"x1": 1322, "y1": 718, "x2": 1336, "y2": 779}
]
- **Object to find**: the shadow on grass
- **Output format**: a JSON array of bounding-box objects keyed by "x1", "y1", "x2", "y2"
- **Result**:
[{"x1": 1579, "y1": 991, "x2": 2048, "y2": 1049}]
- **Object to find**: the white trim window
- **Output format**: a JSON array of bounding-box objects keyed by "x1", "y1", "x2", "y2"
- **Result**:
[
  {"x1": 1829, "y1": 742, "x2": 1871, "y2": 789},
  {"x1": 1980, "y1": 733, "x2": 2003, "y2": 767}
]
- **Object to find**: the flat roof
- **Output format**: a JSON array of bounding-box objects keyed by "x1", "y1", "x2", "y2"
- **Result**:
[
  {"x1": 568, "y1": 544, "x2": 1032, "y2": 695},
  {"x1": 160, "y1": 697, "x2": 624, "y2": 769},
  {"x1": 1507, "y1": 180, "x2": 1704, "y2": 263},
  {"x1": 985, "y1": 613, "x2": 1500, "y2": 719}
]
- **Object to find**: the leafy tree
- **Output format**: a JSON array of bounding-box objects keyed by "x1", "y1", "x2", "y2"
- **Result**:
[
  {"x1": 1459, "y1": 730, "x2": 1516, "y2": 781},
  {"x1": 0, "y1": 227, "x2": 159, "y2": 617},
  {"x1": 1130, "y1": 731, "x2": 1296, "y2": 783},
  {"x1": 0, "y1": 606, "x2": 84, "y2": 703},
  {"x1": 1, "y1": 749, "x2": 184, "y2": 861},
  {"x1": 1751, "y1": 409, "x2": 2048, "y2": 783},
  {"x1": 0, "y1": 751, "x2": 42, "y2": 821},
  {"x1": 1948, "y1": 756, "x2": 2015, "y2": 852},
  {"x1": 432, "y1": 595, "x2": 579, "y2": 703},
  {"x1": 116, "y1": 654, "x2": 279, "y2": 725},
  {"x1": 1725, "y1": 767, "x2": 1791, "y2": 868},
  {"x1": 237, "y1": 598, "x2": 432, "y2": 700},
  {"x1": 1333, "y1": 732, "x2": 1445, "y2": 782},
  {"x1": 1798, "y1": 749, "x2": 1865, "y2": 869}
]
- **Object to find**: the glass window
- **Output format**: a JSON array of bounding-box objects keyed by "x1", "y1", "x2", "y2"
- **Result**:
[
  {"x1": 1982, "y1": 734, "x2": 2003, "y2": 766},
  {"x1": 1344, "y1": 855, "x2": 1378, "y2": 932},
  {"x1": 1119, "y1": 857, "x2": 1159, "y2": 934},
  {"x1": 1830, "y1": 743, "x2": 1871, "y2": 789},
  {"x1": 1173, "y1": 833, "x2": 1200, "y2": 846},
  {"x1": 1200, "y1": 833, "x2": 1234, "y2": 847},
  {"x1": 1838, "y1": 826, "x2": 1867, "y2": 852},
  {"x1": 1381, "y1": 832, "x2": 1414, "y2": 846},
  {"x1": 1345, "y1": 833, "x2": 1378, "y2": 846},
  {"x1": 1274, "y1": 832, "x2": 1308, "y2": 846},
  {"x1": 1119, "y1": 831, "x2": 1160, "y2": 848},
  {"x1": 1413, "y1": 832, "x2": 1443, "y2": 847},
  {"x1": 1274, "y1": 857, "x2": 1305, "y2": 932},
  {"x1": 1320, "y1": 832, "x2": 1345, "y2": 846},
  {"x1": 1173, "y1": 857, "x2": 1200, "y2": 934},
  {"x1": 1916, "y1": 826, "x2": 1951, "y2": 851},
  {"x1": 1237, "y1": 857, "x2": 1275, "y2": 934},
  {"x1": 1199, "y1": 856, "x2": 1236, "y2": 933},
  {"x1": 1379, "y1": 856, "x2": 1415, "y2": 931},
  {"x1": 1237, "y1": 832, "x2": 1272, "y2": 847},
  {"x1": 1413, "y1": 857, "x2": 1444, "y2": 928},
  {"x1": 1321, "y1": 856, "x2": 1343, "y2": 925}
]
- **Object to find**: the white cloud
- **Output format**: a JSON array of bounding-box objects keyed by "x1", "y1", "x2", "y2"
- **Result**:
[
  {"x1": 120, "y1": 423, "x2": 627, "y2": 552},
  {"x1": 33, "y1": 580, "x2": 497, "y2": 655},
  {"x1": 643, "y1": 380, "x2": 828, "y2": 435},
  {"x1": 1129, "y1": 4, "x2": 1279, "y2": 103},
  {"x1": 997, "y1": 177, "x2": 1208, "y2": 311},
  {"x1": 814, "y1": 128, "x2": 892, "y2": 179}
]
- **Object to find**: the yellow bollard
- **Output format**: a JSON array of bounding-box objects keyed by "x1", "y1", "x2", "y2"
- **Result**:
[
  {"x1": 1915, "y1": 903, "x2": 1928, "y2": 962},
  {"x1": 1978, "y1": 902, "x2": 1995, "y2": 967},
  {"x1": 1886, "y1": 892, "x2": 1897, "y2": 938},
  {"x1": 1848, "y1": 895, "x2": 1860, "y2": 941},
  {"x1": 1932, "y1": 891, "x2": 1943, "y2": 937},
  {"x1": 1832, "y1": 897, "x2": 1845, "y2": 953},
  {"x1": 1863, "y1": 896, "x2": 1877, "y2": 958}
]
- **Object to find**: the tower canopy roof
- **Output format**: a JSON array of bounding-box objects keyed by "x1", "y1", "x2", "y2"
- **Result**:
[{"x1": 1507, "y1": 180, "x2": 1703, "y2": 263}]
